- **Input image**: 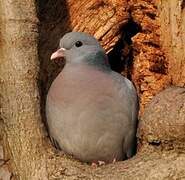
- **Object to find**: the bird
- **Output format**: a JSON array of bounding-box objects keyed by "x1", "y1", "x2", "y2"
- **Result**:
[{"x1": 46, "y1": 32, "x2": 138, "y2": 164}]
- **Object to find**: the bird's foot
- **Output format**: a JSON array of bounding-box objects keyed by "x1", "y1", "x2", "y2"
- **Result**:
[
  {"x1": 91, "y1": 161, "x2": 105, "y2": 167},
  {"x1": 112, "y1": 158, "x2": 117, "y2": 163},
  {"x1": 98, "y1": 160, "x2": 106, "y2": 166}
]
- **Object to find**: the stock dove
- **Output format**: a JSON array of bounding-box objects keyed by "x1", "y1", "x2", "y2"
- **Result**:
[{"x1": 46, "y1": 32, "x2": 138, "y2": 163}]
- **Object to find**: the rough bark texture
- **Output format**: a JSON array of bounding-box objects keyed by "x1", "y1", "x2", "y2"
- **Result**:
[
  {"x1": 129, "y1": 0, "x2": 170, "y2": 114},
  {"x1": 138, "y1": 87, "x2": 185, "y2": 153},
  {"x1": 0, "y1": 0, "x2": 185, "y2": 179},
  {"x1": 0, "y1": 0, "x2": 48, "y2": 179},
  {"x1": 159, "y1": 0, "x2": 185, "y2": 86},
  {"x1": 45, "y1": 152, "x2": 185, "y2": 180},
  {"x1": 0, "y1": 143, "x2": 11, "y2": 180}
]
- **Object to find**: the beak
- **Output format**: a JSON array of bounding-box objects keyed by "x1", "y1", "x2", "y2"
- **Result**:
[{"x1": 50, "y1": 48, "x2": 66, "y2": 60}]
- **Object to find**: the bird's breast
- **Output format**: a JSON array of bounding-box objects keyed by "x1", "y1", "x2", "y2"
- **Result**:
[
  {"x1": 46, "y1": 64, "x2": 132, "y2": 162},
  {"x1": 48, "y1": 64, "x2": 115, "y2": 107}
]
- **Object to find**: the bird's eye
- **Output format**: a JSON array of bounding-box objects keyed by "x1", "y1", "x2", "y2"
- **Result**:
[{"x1": 75, "y1": 41, "x2": 83, "y2": 47}]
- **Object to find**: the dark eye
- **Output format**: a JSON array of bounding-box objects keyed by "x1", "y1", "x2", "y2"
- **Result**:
[{"x1": 75, "y1": 41, "x2": 83, "y2": 47}]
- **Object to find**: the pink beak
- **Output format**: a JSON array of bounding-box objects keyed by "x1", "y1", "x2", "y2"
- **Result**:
[{"x1": 50, "y1": 48, "x2": 66, "y2": 60}]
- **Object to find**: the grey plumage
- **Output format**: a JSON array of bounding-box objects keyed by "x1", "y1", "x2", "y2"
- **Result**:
[{"x1": 46, "y1": 32, "x2": 138, "y2": 163}]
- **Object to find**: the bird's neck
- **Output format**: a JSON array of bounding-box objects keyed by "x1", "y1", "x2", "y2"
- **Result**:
[
  {"x1": 64, "y1": 63, "x2": 110, "y2": 75},
  {"x1": 67, "y1": 51, "x2": 111, "y2": 72}
]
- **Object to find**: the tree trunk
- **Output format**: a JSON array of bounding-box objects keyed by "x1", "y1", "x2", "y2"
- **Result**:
[
  {"x1": 159, "y1": 0, "x2": 185, "y2": 86},
  {"x1": 0, "y1": 0, "x2": 185, "y2": 179},
  {"x1": 0, "y1": 0, "x2": 48, "y2": 179}
]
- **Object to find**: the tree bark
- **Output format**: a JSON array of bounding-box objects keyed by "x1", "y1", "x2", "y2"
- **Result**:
[
  {"x1": 129, "y1": 0, "x2": 170, "y2": 113},
  {"x1": 159, "y1": 0, "x2": 185, "y2": 86},
  {"x1": 0, "y1": 0, "x2": 185, "y2": 179},
  {"x1": 0, "y1": 0, "x2": 48, "y2": 179}
]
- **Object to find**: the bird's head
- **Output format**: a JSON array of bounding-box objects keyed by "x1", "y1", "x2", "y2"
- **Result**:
[{"x1": 50, "y1": 32, "x2": 110, "y2": 68}]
